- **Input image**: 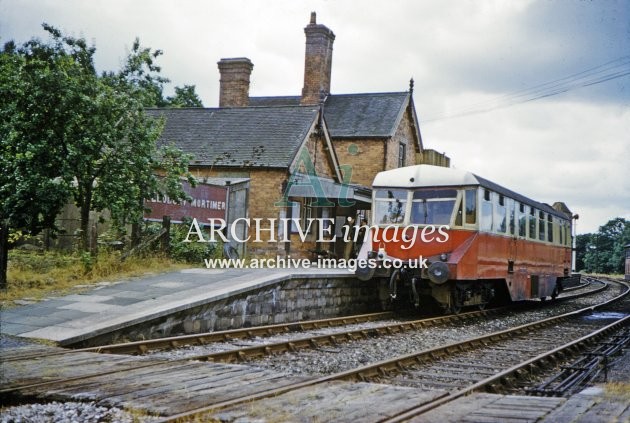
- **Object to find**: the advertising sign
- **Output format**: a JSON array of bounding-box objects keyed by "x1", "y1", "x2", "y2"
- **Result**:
[{"x1": 144, "y1": 181, "x2": 228, "y2": 223}]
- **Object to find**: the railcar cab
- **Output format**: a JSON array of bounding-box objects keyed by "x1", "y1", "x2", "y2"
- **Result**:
[{"x1": 358, "y1": 165, "x2": 573, "y2": 313}]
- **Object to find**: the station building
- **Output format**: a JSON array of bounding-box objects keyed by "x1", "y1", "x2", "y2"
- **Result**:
[{"x1": 150, "y1": 13, "x2": 447, "y2": 258}]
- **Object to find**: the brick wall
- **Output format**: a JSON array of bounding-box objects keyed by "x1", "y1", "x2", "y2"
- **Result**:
[
  {"x1": 193, "y1": 166, "x2": 288, "y2": 256},
  {"x1": 304, "y1": 134, "x2": 336, "y2": 179},
  {"x1": 331, "y1": 106, "x2": 420, "y2": 187},
  {"x1": 333, "y1": 139, "x2": 386, "y2": 187}
]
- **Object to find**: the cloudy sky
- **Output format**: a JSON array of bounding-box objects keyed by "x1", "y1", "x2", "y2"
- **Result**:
[{"x1": 1, "y1": 0, "x2": 628, "y2": 234}]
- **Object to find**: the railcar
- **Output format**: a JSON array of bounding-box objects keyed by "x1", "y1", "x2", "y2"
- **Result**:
[{"x1": 356, "y1": 165, "x2": 574, "y2": 312}]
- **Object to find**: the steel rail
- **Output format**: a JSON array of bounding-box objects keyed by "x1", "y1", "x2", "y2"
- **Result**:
[
  {"x1": 0, "y1": 276, "x2": 611, "y2": 397},
  {"x1": 528, "y1": 328, "x2": 630, "y2": 396},
  {"x1": 0, "y1": 308, "x2": 493, "y2": 394},
  {"x1": 382, "y1": 314, "x2": 630, "y2": 422},
  {"x1": 158, "y1": 278, "x2": 627, "y2": 423},
  {"x1": 103, "y1": 278, "x2": 607, "y2": 364},
  {"x1": 0, "y1": 311, "x2": 394, "y2": 362},
  {"x1": 3, "y1": 275, "x2": 603, "y2": 363},
  {"x1": 173, "y1": 308, "x2": 498, "y2": 364}
]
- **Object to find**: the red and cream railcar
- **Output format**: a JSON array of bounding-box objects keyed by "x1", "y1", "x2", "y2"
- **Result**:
[{"x1": 356, "y1": 165, "x2": 573, "y2": 312}]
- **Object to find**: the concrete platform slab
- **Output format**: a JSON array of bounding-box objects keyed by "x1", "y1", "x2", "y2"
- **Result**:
[
  {"x1": 0, "y1": 267, "x2": 356, "y2": 346},
  {"x1": 61, "y1": 294, "x2": 114, "y2": 303}
]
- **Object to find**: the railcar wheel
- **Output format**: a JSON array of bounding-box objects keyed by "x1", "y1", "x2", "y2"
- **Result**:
[
  {"x1": 449, "y1": 285, "x2": 464, "y2": 314},
  {"x1": 478, "y1": 302, "x2": 487, "y2": 311},
  {"x1": 449, "y1": 290, "x2": 462, "y2": 314}
]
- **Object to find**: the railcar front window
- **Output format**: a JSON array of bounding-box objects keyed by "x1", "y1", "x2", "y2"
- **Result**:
[
  {"x1": 374, "y1": 189, "x2": 407, "y2": 224},
  {"x1": 465, "y1": 189, "x2": 477, "y2": 224},
  {"x1": 410, "y1": 189, "x2": 457, "y2": 225}
]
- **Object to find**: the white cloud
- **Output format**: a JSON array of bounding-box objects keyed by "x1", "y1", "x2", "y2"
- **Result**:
[{"x1": 1, "y1": 0, "x2": 627, "y2": 233}]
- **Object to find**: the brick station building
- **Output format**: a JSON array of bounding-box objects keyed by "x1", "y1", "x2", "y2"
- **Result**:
[{"x1": 150, "y1": 13, "x2": 446, "y2": 258}]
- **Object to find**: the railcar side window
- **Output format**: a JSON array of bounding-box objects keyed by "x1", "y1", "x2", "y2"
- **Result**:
[
  {"x1": 410, "y1": 189, "x2": 457, "y2": 225},
  {"x1": 374, "y1": 189, "x2": 407, "y2": 224},
  {"x1": 528, "y1": 208, "x2": 536, "y2": 239},
  {"x1": 494, "y1": 194, "x2": 507, "y2": 233},
  {"x1": 538, "y1": 211, "x2": 546, "y2": 241},
  {"x1": 518, "y1": 203, "x2": 527, "y2": 237},
  {"x1": 547, "y1": 214, "x2": 554, "y2": 243},
  {"x1": 507, "y1": 198, "x2": 516, "y2": 235},
  {"x1": 481, "y1": 189, "x2": 493, "y2": 231},
  {"x1": 465, "y1": 189, "x2": 477, "y2": 224}
]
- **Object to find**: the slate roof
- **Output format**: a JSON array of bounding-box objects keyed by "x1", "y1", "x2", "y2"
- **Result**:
[
  {"x1": 249, "y1": 92, "x2": 410, "y2": 138},
  {"x1": 147, "y1": 106, "x2": 319, "y2": 168}
]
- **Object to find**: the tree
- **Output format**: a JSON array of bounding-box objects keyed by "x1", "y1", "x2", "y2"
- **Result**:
[
  {"x1": 166, "y1": 85, "x2": 204, "y2": 107},
  {"x1": 102, "y1": 39, "x2": 198, "y2": 244},
  {"x1": 0, "y1": 25, "x2": 195, "y2": 286},
  {"x1": 106, "y1": 39, "x2": 203, "y2": 108},
  {"x1": 0, "y1": 34, "x2": 77, "y2": 288},
  {"x1": 578, "y1": 218, "x2": 629, "y2": 274},
  {"x1": 574, "y1": 233, "x2": 591, "y2": 272}
]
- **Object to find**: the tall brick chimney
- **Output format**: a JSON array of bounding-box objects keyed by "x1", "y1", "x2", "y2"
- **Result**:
[
  {"x1": 301, "y1": 12, "x2": 335, "y2": 105},
  {"x1": 217, "y1": 57, "x2": 254, "y2": 107}
]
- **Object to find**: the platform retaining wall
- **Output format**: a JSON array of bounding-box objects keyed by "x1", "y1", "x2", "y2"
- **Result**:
[{"x1": 73, "y1": 276, "x2": 380, "y2": 347}]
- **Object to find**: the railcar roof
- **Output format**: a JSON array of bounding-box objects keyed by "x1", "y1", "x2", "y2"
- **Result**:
[{"x1": 372, "y1": 165, "x2": 570, "y2": 220}]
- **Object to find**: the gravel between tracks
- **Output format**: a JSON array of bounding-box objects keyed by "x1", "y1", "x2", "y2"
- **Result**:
[
  {"x1": 163, "y1": 282, "x2": 624, "y2": 377},
  {"x1": 1, "y1": 280, "x2": 624, "y2": 421},
  {"x1": 0, "y1": 401, "x2": 161, "y2": 423}
]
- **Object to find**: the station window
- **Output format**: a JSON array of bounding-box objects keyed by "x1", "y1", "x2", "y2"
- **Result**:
[
  {"x1": 518, "y1": 203, "x2": 527, "y2": 237},
  {"x1": 398, "y1": 143, "x2": 406, "y2": 168},
  {"x1": 465, "y1": 189, "x2": 477, "y2": 224},
  {"x1": 528, "y1": 208, "x2": 537, "y2": 239},
  {"x1": 289, "y1": 200, "x2": 301, "y2": 233},
  {"x1": 481, "y1": 189, "x2": 493, "y2": 231},
  {"x1": 302, "y1": 199, "x2": 314, "y2": 234},
  {"x1": 374, "y1": 189, "x2": 407, "y2": 224}
]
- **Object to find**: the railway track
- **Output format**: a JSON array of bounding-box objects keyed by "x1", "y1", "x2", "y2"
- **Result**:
[
  {"x1": 0, "y1": 311, "x2": 395, "y2": 362},
  {"x1": 0, "y1": 272, "x2": 605, "y2": 365},
  {"x1": 0, "y1": 275, "x2": 612, "y2": 388},
  {"x1": 0, "y1": 308, "x2": 500, "y2": 395},
  {"x1": 160, "y1": 277, "x2": 629, "y2": 422},
  {"x1": 1, "y1": 277, "x2": 625, "y2": 422}
]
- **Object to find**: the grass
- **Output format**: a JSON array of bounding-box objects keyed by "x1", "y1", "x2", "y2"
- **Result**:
[
  {"x1": 1, "y1": 250, "x2": 188, "y2": 307},
  {"x1": 603, "y1": 382, "x2": 630, "y2": 400}
]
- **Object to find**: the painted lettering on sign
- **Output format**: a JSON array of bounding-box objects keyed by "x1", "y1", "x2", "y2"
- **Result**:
[{"x1": 144, "y1": 181, "x2": 228, "y2": 223}]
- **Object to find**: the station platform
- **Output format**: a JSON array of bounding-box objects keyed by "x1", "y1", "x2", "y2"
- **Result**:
[{"x1": 0, "y1": 267, "x2": 354, "y2": 346}]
